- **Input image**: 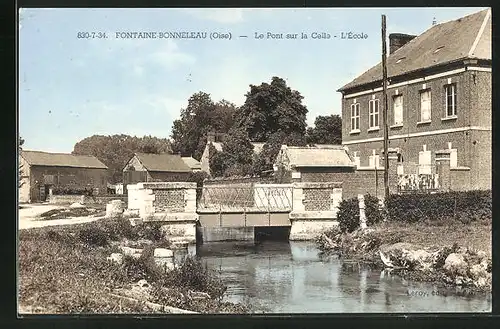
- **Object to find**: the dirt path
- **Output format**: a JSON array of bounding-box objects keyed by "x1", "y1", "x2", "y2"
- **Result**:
[{"x1": 18, "y1": 204, "x2": 103, "y2": 230}]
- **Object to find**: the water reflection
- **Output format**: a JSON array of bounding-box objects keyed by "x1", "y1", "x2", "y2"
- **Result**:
[{"x1": 190, "y1": 241, "x2": 490, "y2": 313}]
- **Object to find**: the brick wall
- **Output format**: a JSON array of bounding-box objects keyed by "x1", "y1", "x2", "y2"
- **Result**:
[
  {"x1": 303, "y1": 188, "x2": 332, "y2": 211},
  {"x1": 153, "y1": 189, "x2": 185, "y2": 212}
]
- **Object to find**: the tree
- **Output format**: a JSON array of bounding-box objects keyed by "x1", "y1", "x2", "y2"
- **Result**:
[
  {"x1": 209, "y1": 128, "x2": 254, "y2": 177},
  {"x1": 233, "y1": 77, "x2": 308, "y2": 142},
  {"x1": 72, "y1": 134, "x2": 172, "y2": 183},
  {"x1": 306, "y1": 114, "x2": 342, "y2": 145},
  {"x1": 170, "y1": 92, "x2": 237, "y2": 160},
  {"x1": 19, "y1": 137, "x2": 25, "y2": 188}
]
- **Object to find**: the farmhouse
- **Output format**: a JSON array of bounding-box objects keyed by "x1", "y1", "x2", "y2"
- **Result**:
[
  {"x1": 19, "y1": 150, "x2": 108, "y2": 203},
  {"x1": 122, "y1": 152, "x2": 192, "y2": 186},
  {"x1": 338, "y1": 9, "x2": 491, "y2": 191}
]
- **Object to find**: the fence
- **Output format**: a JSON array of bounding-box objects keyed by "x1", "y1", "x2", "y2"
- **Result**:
[{"x1": 197, "y1": 184, "x2": 293, "y2": 212}]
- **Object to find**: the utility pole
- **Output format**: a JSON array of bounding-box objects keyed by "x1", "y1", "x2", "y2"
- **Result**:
[{"x1": 382, "y1": 14, "x2": 390, "y2": 201}]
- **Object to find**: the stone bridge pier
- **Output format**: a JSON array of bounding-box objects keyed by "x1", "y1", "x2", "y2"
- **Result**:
[
  {"x1": 127, "y1": 182, "x2": 198, "y2": 246},
  {"x1": 289, "y1": 182, "x2": 342, "y2": 241}
]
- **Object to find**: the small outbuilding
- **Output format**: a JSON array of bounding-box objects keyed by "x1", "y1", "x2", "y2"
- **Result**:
[{"x1": 122, "y1": 153, "x2": 192, "y2": 186}]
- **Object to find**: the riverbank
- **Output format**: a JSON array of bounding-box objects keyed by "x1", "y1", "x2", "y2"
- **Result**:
[
  {"x1": 18, "y1": 218, "x2": 250, "y2": 314},
  {"x1": 315, "y1": 220, "x2": 492, "y2": 294}
]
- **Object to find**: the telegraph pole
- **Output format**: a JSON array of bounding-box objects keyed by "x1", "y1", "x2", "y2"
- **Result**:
[{"x1": 382, "y1": 14, "x2": 390, "y2": 201}]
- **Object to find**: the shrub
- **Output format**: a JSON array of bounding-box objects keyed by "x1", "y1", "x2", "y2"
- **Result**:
[
  {"x1": 337, "y1": 194, "x2": 383, "y2": 233},
  {"x1": 98, "y1": 217, "x2": 137, "y2": 241},
  {"x1": 161, "y1": 256, "x2": 227, "y2": 300},
  {"x1": 133, "y1": 222, "x2": 163, "y2": 242},
  {"x1": 51, "y1": 185, "x2": 93, "y2": 196},
  {"x1": 122, "y1": 246, "x2": 163, "y2": 283},
  {"x1": 386, "y1": 190, "x2": 491, "y2": 223}
]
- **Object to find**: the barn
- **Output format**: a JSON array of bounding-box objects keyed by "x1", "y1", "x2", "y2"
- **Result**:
[
  {"x1": 19, "y1": 150, "x2": 108, "y2": 203},
  {"x1": 122, "y1": 153, "x2": 192, "y2": 187}
]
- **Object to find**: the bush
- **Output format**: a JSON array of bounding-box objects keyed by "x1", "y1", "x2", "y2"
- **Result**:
[
  {"x1": 385, "y1": 190, "x2": 491, "y2": 223},
  {"x1": 134, "y1": 222, "x2": 163, "y2": 242},
  {"x1": 337, "y1": 194, "x2": 383, "y2": 233},
  {"x1": 122, "y1": 246, "x2": 163, "y2": 283},
  {"x1": 161, "y1": 256, "x2": 227, "y2": 300},
  {"x1": 51, "y1": 185, "x2": 94, "y2": 196},
  {"x1": 98, "y1": 217, "x2": 137, "y2": 241}
]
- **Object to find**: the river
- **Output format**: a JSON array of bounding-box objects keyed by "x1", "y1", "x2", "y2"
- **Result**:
[{"x1": 175, "y1": 241, "x2": 491, "y2": 313}]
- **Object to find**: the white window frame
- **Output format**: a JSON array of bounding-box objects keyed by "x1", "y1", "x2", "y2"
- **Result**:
[
  {"x1": 418, "y1": 147, "x2": 432, "y2": 175},
  {"x1": 445, "y1": 83, "x2": 457, "y2": 117},
  {"x1": 369, "y1": 99, "x2": 380, "y2": 129},
  {"x1": 393, "y1": 95, "x2": 403, "y2": 125},
  {"x1": 350, "y1": 103, "x2": 360, "y2": 132},
  {"x1": 419, "y1": 89, "x2": 432, "y2": 123}
]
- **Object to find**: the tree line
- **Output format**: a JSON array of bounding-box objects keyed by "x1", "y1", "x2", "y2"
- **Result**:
[{"x1": 58, "y1": 76, "x2": 342, "y2": 182}]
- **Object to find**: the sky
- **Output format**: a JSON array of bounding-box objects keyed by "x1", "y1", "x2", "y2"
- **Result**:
[{"x1": 18, "y1": 7, "x2": 488, "y2": 153}]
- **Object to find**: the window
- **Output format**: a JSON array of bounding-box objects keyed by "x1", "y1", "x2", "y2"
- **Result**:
[
  {"x1": 420, "y1": 90, "x2": 432, "y2": 122},
  {"x1": 393, "y1": 95, "x2": 403, "y2": 125},
  {"x1": 418, "y1": 146, "x2": 432, "y2": 175},
  {"x1": 445, "y1": 84, "x2": 457, "y2": 117},
  {"x1": 369, "y1": 99, "x2": 380, "y2": 129},
  {"x1": 350, "y1": 103, "x2": 360, "y2": 131},
  {"x1": 369, "y1": 152, "x2": 380, "y2": 168}
]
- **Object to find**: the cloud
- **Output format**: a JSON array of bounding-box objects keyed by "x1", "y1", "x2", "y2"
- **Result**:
[
  {"x1": 145, "y1": 95, "x2": 188, "y2": 116},
  {"x1": 187, "y1": 8, "x2": 244, "y2": 24}
]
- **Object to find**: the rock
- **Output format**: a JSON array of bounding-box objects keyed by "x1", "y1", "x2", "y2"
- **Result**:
[
  {"x1": 154, "y1": 248, "x2": 173, "y2": 258},
  {"x1": 155, "y1": 257, "x2": 175, "y2": 270},
  {"x1": 470, "y1": 264, "x2": 487, "y2": 280},
  {"x1": 136, "y1": 279, "x2": 150, "y2": 288},
  {"x1": 106, "y1": 253, "x2": 124, "y2": 265},
  {"x1": 188, "y1": 290, "x2": 211, "y2": 300},
  {"x1": 403, "y1": 249, "x2": 433, "y2": 272},
  {"x1": 105, "y1": 200, "x2": 124, "y2": 218},
  {"x1": 69, "y1": 202, "x2": 85, "y2": 209},
  {"x1": 119, "y1": 246, "x2": 142, "y2": 259},
  {"x1": 444, "y1": 253, "x2": 468, "y2": 276},
  {"x1": 123, "y1": 209, "x2": 140, "y2": 219}
]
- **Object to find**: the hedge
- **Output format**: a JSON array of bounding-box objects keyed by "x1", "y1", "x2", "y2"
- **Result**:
[
  {"x1": 51, "y1": 185, "x2": 94, "y2": 196},
  {"x1": 385, "y1": 190, "x2": 491, "y2": 223},
  {"x1": 337, "y1": 194, "x2": 383, "y2": 233}
]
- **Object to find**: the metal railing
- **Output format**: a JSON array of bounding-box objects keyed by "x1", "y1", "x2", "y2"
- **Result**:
[{"x1": 197, "y1": 185, "x2": 293, "y2": 212}]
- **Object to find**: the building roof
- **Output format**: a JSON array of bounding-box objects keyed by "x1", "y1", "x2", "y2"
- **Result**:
[
  {"x1": 338, "y1": 9, "x2": 491, "y2": 92},
  {"x1": 182, "y1": 157, "x2": 202, "y2": 170},
  {"x1": 209, "y1": 141, "x2": 265, "y2": 155},
  {"x1": 280, "y1": 145, "x2": 355, "y2": 168},
  {"x1": 21, "y1": 150, "x2": 108, "y2": 169},
  {"x1": 132, "y1": 153, "x2": 192, "y2": 173}
]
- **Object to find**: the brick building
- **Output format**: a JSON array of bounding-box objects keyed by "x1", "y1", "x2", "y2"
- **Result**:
[
  {"x1": 122, "y1": 153, "x2": 192, "y2": 187},
  {"x1": 19, "y1": 150, "x2": 108, "y2": 203},
  {"x1": 338, "y1": 9, "x2": 491, "y2": 191}
]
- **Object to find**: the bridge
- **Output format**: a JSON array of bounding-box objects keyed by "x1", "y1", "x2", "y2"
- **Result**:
[{"x1": 126, "y1": 181, "x2": 343, "y2": 244}]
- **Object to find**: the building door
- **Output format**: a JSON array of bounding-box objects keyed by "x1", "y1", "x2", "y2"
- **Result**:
[{"x1": 39, "y1": 185, "x2": 46, "y2": 202}]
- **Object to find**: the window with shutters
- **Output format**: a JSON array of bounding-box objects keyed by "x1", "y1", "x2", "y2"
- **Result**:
[
  {"x1": 445, "y1": 83, "x2": 457, "y2": 117},
  {"x1": 393, "y1": 95, "x2": 403, "y2": 125},
  {"x1": 420, "y1": 89, "x2": 432, "y2": 122},
  {"x1": 369, "y1": 99, "x2": 380, "y2": 129},
  {"x1": 350, "y1": 103, "x2": 360, "y2": 132}
]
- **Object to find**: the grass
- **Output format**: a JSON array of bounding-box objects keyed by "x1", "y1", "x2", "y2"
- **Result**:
[
  {"x1": 371, "y1": 219, "x2": 492, "y2": 257},
  {"x1": 18, "y1": 218, "x2": 250, "y2": 314}
]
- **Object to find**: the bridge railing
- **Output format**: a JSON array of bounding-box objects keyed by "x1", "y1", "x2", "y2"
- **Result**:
[{"x1": 197, "y1": 184, "x2": 293, "y2": 212}]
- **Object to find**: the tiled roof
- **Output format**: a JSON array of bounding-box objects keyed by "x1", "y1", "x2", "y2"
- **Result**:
[
  {"x1": 133, "y1": 153, "x2": 192, "y2": 173},
  {"x1": 182, "y1": 157, "x2": 202, "y2": 170},
  {"x1": 338, "y1": 9, "x2": 491, "y2": 92},
  {"x1": 21, "y1": 150, "x2": 108, "y2": 169},
  {"x1": 281, "y1": 145, "x2": 354, "y2": 168}
]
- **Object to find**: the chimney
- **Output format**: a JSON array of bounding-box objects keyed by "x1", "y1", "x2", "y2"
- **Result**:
[
  {"x1": 389, "y1": 33, "x2": 417, "y2": 54},
  {"x1": 207, "y1": 131, "x2": 216, "y2": 143}
]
